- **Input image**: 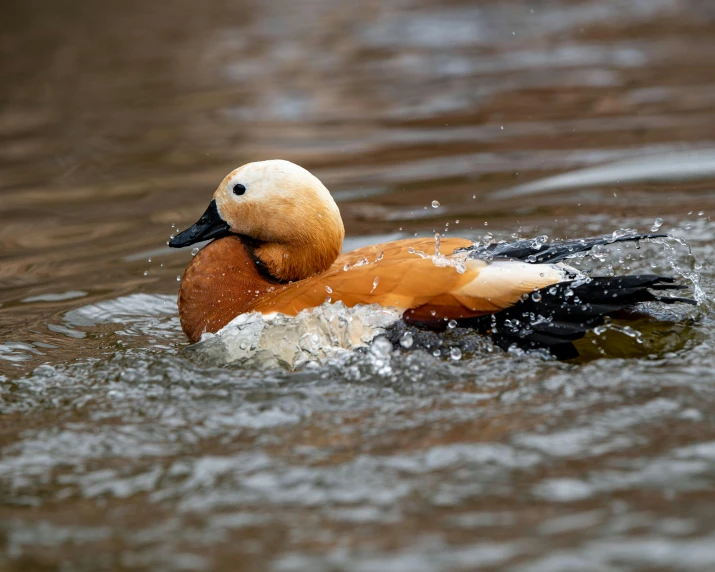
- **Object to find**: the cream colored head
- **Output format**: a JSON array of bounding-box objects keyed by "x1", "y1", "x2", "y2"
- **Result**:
[
  {"x1": 213, "y1": 160, "x2": 339, "y2": 241},
  {"x1": 214, "y1": 160, "x2": 344, "y2": 281}
]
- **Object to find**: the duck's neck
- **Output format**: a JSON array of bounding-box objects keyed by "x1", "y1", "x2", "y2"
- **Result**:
[
  {"x1": 241, "y1": 200, "x2": 345, "y2": 282},
  {"x1": 252, "y1": 234, "x2": 342, "y2": 283},
  {"x1": 177, "y1": 236, "x2": 281, "y2": 342}
]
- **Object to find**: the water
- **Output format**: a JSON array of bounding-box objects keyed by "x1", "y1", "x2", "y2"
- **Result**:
[{"x1": 2, "y1": 0, "x2": 715, "y2": 570}]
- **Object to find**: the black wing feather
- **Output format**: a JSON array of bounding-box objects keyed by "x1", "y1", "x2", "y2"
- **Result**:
[{"x1": 456, "y1": 232, "x2": 667, "y2": 264}]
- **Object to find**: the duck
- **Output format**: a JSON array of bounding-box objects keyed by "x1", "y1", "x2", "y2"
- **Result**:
[{"x1": 169, "y1": 159, "x2": 694, "y2": 359}]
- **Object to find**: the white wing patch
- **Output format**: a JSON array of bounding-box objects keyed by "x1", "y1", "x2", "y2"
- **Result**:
[{"x1": 455, "y1": 259, "x2": 566, "y2": 306}]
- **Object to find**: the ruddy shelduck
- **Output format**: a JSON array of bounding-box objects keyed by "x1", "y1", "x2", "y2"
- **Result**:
[{"x1": 170, "y1": 160, "x2": 693, "y2": 358}]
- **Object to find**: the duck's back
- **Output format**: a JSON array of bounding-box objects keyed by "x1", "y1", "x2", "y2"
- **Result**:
[{"x1": 250, "y1": 237, "x2": 565, "y2": 325}]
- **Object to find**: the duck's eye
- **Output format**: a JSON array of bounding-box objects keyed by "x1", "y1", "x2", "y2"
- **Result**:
[{"x1": 233, "y1": 183, "x2": 246, "y2": 196}]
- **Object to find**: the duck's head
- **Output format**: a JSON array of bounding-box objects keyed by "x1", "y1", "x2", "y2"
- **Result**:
[{"x1": 169, "y1": 160, "x2": 344, "y2": 282}]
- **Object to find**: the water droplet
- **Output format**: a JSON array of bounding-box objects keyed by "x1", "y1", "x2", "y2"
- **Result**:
[
  {"x1": 147, "y1": 258, "x2": 152, "y2": 263},
  {"x1": 176, "y1": 276, "x2": 181, "y2": 282},
  {"x1": 450, "y1": 347, "x2": 462, "y2": 361},
  {"x1": 432, "y1": 349, "x2": 441, "y2": 357},
  {"x1": 191, "y1": 247, "x2": 199, "y2": 256},
  {"x1": 375, "y1": 250, "x2": 384, "y2": 262},
  {"x1": 371, "y1": 276, "x2": 380, "y2": 293},
  {"x1": 455, "y1": 220, "x2": 460, "y2": 224},
  {"x1": 651, "y1": 217, "x2": 663, "y2": 232},
  {"x1": 400, "y1": 332, "x2": 414, "y2": 349},
  {"x1": 432, "y1": 200, "x2": 440, "y2": 208},
  {"x1": 143, "y1": 271, "x2": 148, "y2": 276},
  {"x1": 408, "y1": 247, "x2": 415, "y2": 254},
  {"x1": 325, "y1": 285, "x2": 333, "y2": 294},
  {"x1": 343, "y1": 262, "x2": 351, "y2": 271},
  {"x1": 447, "y1": 319, "x2": 458, "y2": 329},
  {"x1": 430, "y1": 310, "x2": 437, "y2": 316},
  {"x1": 532, "y1": 291, "x2": 542, "y2": 302}
]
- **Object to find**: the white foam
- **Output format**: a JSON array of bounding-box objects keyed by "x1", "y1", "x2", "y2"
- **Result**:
[{"x1": 188, "y1": 301, "x2": 402, "y2": 368}]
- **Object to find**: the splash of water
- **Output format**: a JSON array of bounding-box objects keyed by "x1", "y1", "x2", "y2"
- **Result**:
[
  {"x1": 650, "y1": 234, "x2": 709, "y2": 307},
  {"x1": 184, "y1": 301, "x2": 402, "y2": 369},
  {"x1": 593, "y1": 323, "x2": 644, "y2": 344},
  {"x1": 408, "y1": 232, "x2": 470, "y2": 274}
]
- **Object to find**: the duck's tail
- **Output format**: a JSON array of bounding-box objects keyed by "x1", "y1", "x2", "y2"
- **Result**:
[{"x1": 463, "y1": 275, "x2": 695, "y2": 359}]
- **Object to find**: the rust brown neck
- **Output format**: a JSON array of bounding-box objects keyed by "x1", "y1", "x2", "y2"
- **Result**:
[{"x1": 177, "y1": 236, "x2": 283, "y2": 342}]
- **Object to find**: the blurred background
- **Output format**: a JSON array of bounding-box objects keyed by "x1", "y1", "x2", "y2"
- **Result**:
[
  {"x1": 2, "y1": 0, "x2": 715, "y2": 570},
  {"x1": 3, "y1": 0, "x2": 715, "y2": 362}
]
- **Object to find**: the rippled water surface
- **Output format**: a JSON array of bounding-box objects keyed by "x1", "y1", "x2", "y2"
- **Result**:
[{"x1": 3, "y1": 1, "x2": 715, "y2": 570}]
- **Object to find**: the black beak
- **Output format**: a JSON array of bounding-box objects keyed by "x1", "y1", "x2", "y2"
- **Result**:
[{"x1": 169, "y1": 199, "x2": 232, "y2": 248}]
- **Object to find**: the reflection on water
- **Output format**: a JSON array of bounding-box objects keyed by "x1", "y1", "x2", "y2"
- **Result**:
[
  {"x1": 2, "y1": 0, "x2": 715, "y2": 570},
  {"x1": 496, "y1": 148, "x2": 715, "y2": 198}
]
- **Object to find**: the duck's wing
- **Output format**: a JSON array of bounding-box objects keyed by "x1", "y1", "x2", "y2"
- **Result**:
[
  {"x1": 459, "y1": 231, "x2": 666, "y2": 264},
  {"x1": 249, "y1": 237, "x2": 566, "y2": 323}
]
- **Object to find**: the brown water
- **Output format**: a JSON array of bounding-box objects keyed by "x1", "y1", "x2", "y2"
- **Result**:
[{"x1": 2, "y1": 0, "x2": 715, "y2": 570}]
